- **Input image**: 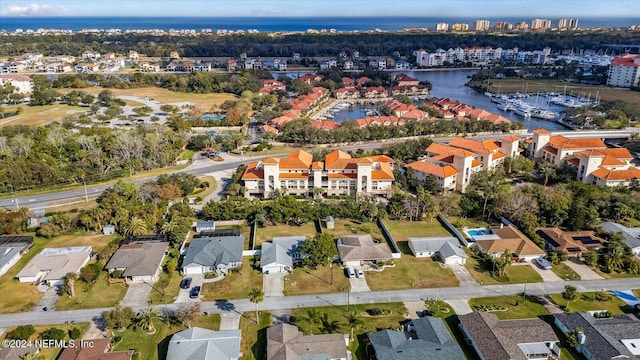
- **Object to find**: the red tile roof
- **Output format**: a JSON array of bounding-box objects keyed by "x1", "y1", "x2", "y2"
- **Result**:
[
  {"x1": 591, "y1": 168, "x2": 640, "y2": 181},
  {"x1": 406, "y1": 161, "x2": 459, "y2": 178}
]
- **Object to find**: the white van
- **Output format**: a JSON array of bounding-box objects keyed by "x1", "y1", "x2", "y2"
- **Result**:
[{"x1": 346, "y1": 267, "x2": 356, "y2": 278}]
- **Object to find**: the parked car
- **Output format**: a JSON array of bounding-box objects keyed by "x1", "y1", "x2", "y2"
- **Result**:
[
  {"x1": 356, "y1": 268, "x2": 364, "y2": 278},
  {"x1": 535, "y1": 257, "x2": 552, "y2": 270},
  {"x1": 180, "y1": 277, "x2": 192, "y2": 289},
  {"x1": 189, "y1": 286, "x2": 201, "y2": 299},
  {"x1": 346, "y1": 267, "x2": 356, "y2": 278}
]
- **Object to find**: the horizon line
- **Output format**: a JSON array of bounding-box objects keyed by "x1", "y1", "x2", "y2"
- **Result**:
[{"x1": 3, "y1": 15, "x2": 635, "y2": 19}]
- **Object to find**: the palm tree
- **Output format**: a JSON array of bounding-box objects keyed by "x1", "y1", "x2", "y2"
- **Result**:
[
  {"x1": 248, "y1": 286, "x2": 264, "y2": 320},
  {"x1": 160, "y1": 221, "x2": 176, "y2": 235},
  {"x1": 320, "y1": 313, "x2": 342, "y2": 334},
  {"x1": 122, "y1": 216, "x2": 147, "y2": 237},
  {"x1": 346, "y1": 312, "x2": 362, "y2": 342},
  {"x1": 562, "y1": 285, "x2": 578, "y2": 310},
  {"x1": 540, "y1": 166, "x2": 556, "y2": 187},
  {"x1": 135, "y1": 307, "x2": 162, "y2": 334},
  {"x1": 21, "y1": 352, "x2": 42, "y2": 360}
]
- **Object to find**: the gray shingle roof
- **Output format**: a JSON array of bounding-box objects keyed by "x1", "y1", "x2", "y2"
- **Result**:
[
  {"x1": 167, "y1": 327, "x2": 241, "y2": 360},
  {"x1": 261, "y1": 236, "x2": 306, "y2": 269},
  {"x1": 598, "y1": 221, "x2": 640, "y2": 250},
  {"x1": 266, "y1": 324, "x2": 347, "y2": 360},
  {"x1": 337, "y1": 235, "x2": 392, "y2": 262},
  {"x1": 554, "y1": 312, "x2": 640, "y2": 360},
  {"x1": 105, "y1": 242, "x2": 168, "y2": 277},
  {"x1": 368, "y1": 317, "x2": 464, "y2": 360},
  {"x1": 182, "y1": 236, "x2": 243, "y2": 268},
  {"x1": 408, "y1": 237, "x2": 467, "y2": 259}
]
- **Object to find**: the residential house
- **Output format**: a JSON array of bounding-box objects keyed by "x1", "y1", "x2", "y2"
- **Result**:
[
  {"x1": 362, "y1": 86, "x2": 388, "y2": 98},
  {"x1": 266, "y1": 323, "x2": 348, "y2": 360},
  {"x1": 139, "y1": 62, "x2": 160, "y2": 72},
  {"x1": 356, "y1": 76, "x2": 371, "y2": 86},
  {"x1": 0, "y1": 74, "x2": 33, "y2": 94},
  {"x1": 459, "y1": 311, "x2": 561, "y2": 360},
  {"x1": 129, "y1": 50, "x2": 139, "y2": 60},
  {"x1": 473, "y1": 225, "x2": 545, "y2": 261},
  {"x1": 260, "y1": 124, "x2": 281, "y2": 136},
  {"x1": 298, "y1": 74, "x2": 324, "y2": 85},
  {"x1": 227, "y1": 59, "x2": 237, "y2": 71},
  {"x1": 311, "y1": 120, "x2": 341, "y2": 131},
  {"x1": 260, "y1": 236, "x2": 306, "y2": 274},
  {"x1": 395, "y1": 60, "x2": 410, "y2": 70},
  {"x1": 195, "y1": 221, "x2": 216, "y2": 233},
  {"x1": 394, "y1": 74, "x2": 420, "y2": 87},
  {"x1": 82, "y1": 50, "x2": 101, "y2": 61},
  {"x1": 342, "y1": 60, "x2": 354, "y2": 70},
  {"x1": 447, "y1": 136, "x2": 518, "y2": 170},
  {"x1": 536, "y1": 227, "x2": 607, "y2": 256},
  {"x1": 58, "y1": 338, "x2": 133, "y2": 360},
  {"x1": 341, "y1": 77, "x2": 355, "y2": 88},
  {"x1": 103, "y1": 224, "x2": 116, "y2": 235},
  {"x1": 181, "y1": 235, "x2": 244, "y2": 275},
  {"x1": 368, "y1": 316, "x2": 464, "y2": 360},
  {"x1": 597, "y1": 222, "x2": 640, "y2": 255},
  {"x1": 242, "y1": 149, "x2": 395, "y2": 198},
  {"x1": 337, "y1": 234, "x2": 393, "y2": 267},
  {"x1": 16, "y1": 246, "x2": 92, "y2": 285},
  {"x1": 335, "y1": 87, "x2": 360, "y2": 99},
  {"x1": 408, "y1": 237, "x2": 468, "y2": 265},
  {"x1": 167, "y1": 328, "x2": 241, "y2": 360},
  {"x1": 0, "y1": 236, "x2": 34, "y2": 277},
  {"x1": 75, "y1": 63, "x2": 89, "y2": 73},
  {"x1": 105, "y1": 235, "x2": 169, "y2": 283},
  {"x1": 554, "y1": 312, "x2": 640, "y2": 360}
]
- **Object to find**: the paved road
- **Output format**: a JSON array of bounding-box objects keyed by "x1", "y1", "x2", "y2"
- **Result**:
[{"x1": 1, "y1": 277, "x2": 638, "y2": 328}]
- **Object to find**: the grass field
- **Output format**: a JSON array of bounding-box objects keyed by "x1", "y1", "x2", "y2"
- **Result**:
[
  {"x1": 323, "y1": 220, "x2": 384, "y2": 242},
  {"x1": 188, "y1": 175, "x2": 218, "y2": 202},
  {"x1": 365, "y1": 256, "x2": 459, "y2": 290},
  {"x1": 0, "y1": 104, "x2": 88, "y2": 127},
  {"x1": 59, "y1": 86, "x2": 238, "y2": 110},
  {"x1": 551, "y1": 263, "x2": 581, "y2": 281},
  {"x1": 549, "y1": 291, "x2": 631, "y2": 314},
  {"x1": 489, "y1": 79, "x2": 640, "y2": 104},
  {"x1": 179, "y1": 149, "x2": 196, "y2": 161},
  {"x1": 56, "y1": 271, "x2": 128, "y2": 310},
  {"x1": 469, "y1": 295, "x2": 549, "y2": 320},
  {"x1": 255, "y1": 223, "x2": 318, "y2": 248},
  {"x1": 465, "y1": 252, "x2": 544, "y2": 285},
  {"x1": 45, "y1": 199, "x2": 100, "y2": 213},
  {"x1": 593, "y1": 267, "x2": 640, "y2": 279},
  {"x1": 215, "y1": 224, "x2": 252, "y2": 250},
  {"x1": 239, "y1": 311, "x2": 272, "y2": 360},
  {"x1": 0, "y1": 233, "x2": 117, "y2": 313},
  {"x1": 383, "y1": 219, "x2": 451, "y2": 241},
  {"x1": 283, "y1": 265, "x2": 350, "y2": 296},
  {"x1": 201, "y1": 262, "x2": 262, "y2": 300},
  {"x1": 149, "y1": 270, "x2": 183, "y2": 304}
]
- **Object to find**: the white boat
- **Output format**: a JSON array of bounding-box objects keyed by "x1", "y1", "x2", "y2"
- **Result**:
[
  {"x1": 513, "y1": 105, "x2": 531, "y2": 117},
  {"x1": 532, "y1": 109, "x2": 556, "y2": 120},
  {"x1": 497, "y1": 101, "x2": 513, "y2": 111}
]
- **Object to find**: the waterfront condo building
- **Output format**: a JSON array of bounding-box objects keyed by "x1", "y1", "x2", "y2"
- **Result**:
[
  {"x1": 473, "y1": 20, "x2": 490, "y2": 31},
  {"x1": 529, "y1": 129, "x2": 640, "y2": 187},
  {"x1": 451, "y1": 23, "x2": 469, "y2": 31},
  {"x1": 242, "y1": 150, "x2": 395, "y2": 198},
  {"x1": 607, "y1": 54, "x2": 640, "y2": 88},
  {"x1": 405, "y1": 136, "x2": 520, "y2": 192},
  {"x1": 530, "y1": 18, "x2": 552, "y2": 30},
  {"x1": 436, "y1": 22, "x2": 449, "y2": 31},
  {"x1": 514, "y1": 21, "x2": 529, "y2": 31},
  {"x1": 556, "y1": 18, "x2": 579, "y2": 29}
]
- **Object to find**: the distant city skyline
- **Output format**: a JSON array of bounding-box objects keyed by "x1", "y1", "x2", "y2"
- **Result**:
[{"x1": 1, "y1": 0, "x2": 639, "y2": 18}]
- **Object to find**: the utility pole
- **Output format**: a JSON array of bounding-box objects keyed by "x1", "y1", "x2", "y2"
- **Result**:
[
  {"x1": 329, "y1": 261, "x2": 333, "y2": 286},
  {"x1": 83, "y1": 178, "x2": 89, "y2": 203},
  {"x1": 523, "y1": 280, "x2": 527, "y2": 303},
  {"x1": 11, "y1": 188, "x2": 19, "y2": 210}
]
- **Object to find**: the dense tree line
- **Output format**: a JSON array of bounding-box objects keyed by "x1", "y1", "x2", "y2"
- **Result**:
[
  {"x1": 1, "y1": 31, "x2": 639, "y2": 58},
  {"x1": 0, "y1": 124, "x2": 185, "y2": 192}
]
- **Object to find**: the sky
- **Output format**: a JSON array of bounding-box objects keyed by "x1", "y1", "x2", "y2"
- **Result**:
[{"x1": 0, "y1": 0, "x2": 639, "y2": 18}]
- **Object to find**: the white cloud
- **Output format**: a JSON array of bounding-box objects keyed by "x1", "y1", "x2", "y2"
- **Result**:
[{"x1": 1, "y1": 3, "x2": 69, "y2": 16}]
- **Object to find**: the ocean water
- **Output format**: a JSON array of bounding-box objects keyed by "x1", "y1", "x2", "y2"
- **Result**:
[{"x1": 1, "y1": 16, "x2": 638, "y2": 32}]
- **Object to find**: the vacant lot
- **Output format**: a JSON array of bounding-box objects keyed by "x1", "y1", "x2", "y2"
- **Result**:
[
  {"x1": 550, "y1": 291, "x2": 631, "y2": 314},
  {"x1": 56, "y1": 271, "x2": 128, "y2": 310},
  {"x1": 0, "y1": 104, "x2": 87, "y2": 127},
  {"x1": 284, "y1": 265, "x2": 350, "y2": 296},
  {"x1": 490, "y1": 79, "x2": 640, "y2": 104},
  {"x1": 323, "y1": 220, "x2": 384, "y2": 242},
  {"x1": 465, "y1": 252, "x2": 543, "y2": 285},
  {"x1": 383, "y1": 219, "x2": 451, "y2": 241},
  {"x1": 365, "y1": 256, "x2": 459, "y2": 290},
  {"x1": 255, "y1": 223, "x2": 317, "y2": 248},
  {"x1": 469, "y1": 295, "x2": 549, "y2": 320},
  {"x1": 0, "y1": 233, "x2": 116, "y2": 313},
  {"x1": 201, "y1": 262, "x2": 262, "y2": 300}
]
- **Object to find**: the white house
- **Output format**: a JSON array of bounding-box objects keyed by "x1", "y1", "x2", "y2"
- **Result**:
[
  {"x1": 105, "y1": 241, "x2": 168, "y2": 283},
  {"x1": 598, "y1": 222, "x2": 640, "y2": 256},
  {"x1": 16, "y1": 246, "x2": 92, "y2": 285},
  {"x1": 0, "y1": 74, "x2": 33, "y2": 95},
  {"x1": 0, "y1": 236, "x2": 34, "y2": 277},
  {"x1": 408, "y1": 237, "x2": 467, "y2": 265},
  {"x1": 260, "y1": 236, "x2": 306, "y2": 274}
]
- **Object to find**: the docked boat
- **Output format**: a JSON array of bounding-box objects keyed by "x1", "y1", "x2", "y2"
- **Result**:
[
  {"x1": 497, "y1": 101, "x2": 513, "y2": 111},
  {"x1": 532, "y1": 109, "x2": 556, "y2": 120},
  {"x1": 513, "y1": 105, "x2": 531, "y2": 118}
]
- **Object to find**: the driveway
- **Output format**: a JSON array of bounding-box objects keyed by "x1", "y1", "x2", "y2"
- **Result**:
[
  {"x1": 527, "y1": 261, "x2": 563, "y2": 282},
  {"x1": 121, "y1": 282, "x2": 153, "y2": 307},
  {"x1": 447, "y1": 299, "x2": 474, "y2": 315},
  {"x1": 264, "y1": 274, "x2": 284, "y2": 297},
  {"x1": 219, "y1": 313, "x2": 241, "y2": 330},
  {"x1": 564, "y1": 258, "x2": 604, "y2": 280},
  {"x1": 404, "y1": 301, "x2": 426, "y2": 319},
  {"x1": 449, "y1": 264, "x2": 477, "y2": 287},
  {"x1": 34, "y1": 286, "x2": 59, "y2": 312},
  {"x1": 350, "y1": 277, "x2": 370, "y2": 293},
  {"x1": 175, "y1": 274, "x2": 204, "y2": 303}
]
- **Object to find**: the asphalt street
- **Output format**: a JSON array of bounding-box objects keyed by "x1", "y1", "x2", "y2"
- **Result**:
[{"x1": 0, "y1": 277, "x2": 637, "y2": 328}]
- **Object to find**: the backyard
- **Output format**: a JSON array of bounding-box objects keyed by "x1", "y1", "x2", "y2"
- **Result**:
[
  {"x1": 323, "y1": 219, "x2": 384, "y2": 242},
  {"x1": 283, "y1": 264, "x2": 350, "y2": 296},
  {"x1": 465, "y1": 251, "x2": 544, "y2": 285},
  {"x1": 201, "y1": 261, "x2": 262, "y2": 300},
  {"x1": 215, "y1": 224, "x2": 252, "y2": 250},
  {"x1": 365, "y1": 256, "x2": 459, "y2": 290},
  {"x1": 239, "y1": 311, "x2": 272, "y2": 360},
  {"x1": 254, "y1": 222, "x2": 318, "y2": 248},
  {"x1": 468, "y1": 295, "x2": 550, "y2": 320},
  {"x1": 549, "y1": 291, "x2": 631, "y2": 314},
  {"x1": 383, "y1": 219, "x2": 451, "y2": 241}
]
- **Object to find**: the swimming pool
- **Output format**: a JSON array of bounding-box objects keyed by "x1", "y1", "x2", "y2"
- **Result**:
[
  {"x1": 463, "y1": 227, "x2": 501, "y2": 242},
  {"x1": 468, "y1": 229, "x2": 489, "y2": 236}
]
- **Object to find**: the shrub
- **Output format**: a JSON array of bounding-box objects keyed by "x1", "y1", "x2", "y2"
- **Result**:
[
  {"x1": 42, "y1": 327, "x2": 66, "y2": 341},
  {"x1": 366, "y1": 308, "x2": 382, "y2": 316},
  {"x1": 69, "y1": 327, "x2": 81, "y2": 339},
  {"x1": 6, "y1": 325, "x2": 35, "y2": 340}
]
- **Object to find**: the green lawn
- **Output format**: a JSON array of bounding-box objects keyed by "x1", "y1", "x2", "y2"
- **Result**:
[
  {"x1": 468, "y1": 295, "x2": 549, "y2": 320},
  {"x1": 189, "y1": 175, "x2": 218, "y2": 202},
  {"x1": 149, "y1": 270, "x2": 183, "y2": 304},
  {"x1": 465, "y1": 252, "x2": 543, "y2": 285},
  {"x1": 255, "y1": 223, "x2": 318, "y2": 248},
  {"x1": 56, "y1": 270, "x2": 128, "y2": 310},
  {"x1": 0, "y1": 233, "x2": 117, "y2": 313},
  {"x1": 383, "y1": 219, "x2": 451, "y2": 241},
  {"x1": 551, "y1": 263, "x2": 581, "y2": 281},
  {"x1": 179, "y1": 149, "x2": 195, "y2": 161},
  {"x1": 549, "y1": 291, "x2": 631, "y2": 314},
  {"x1": 284, "y1": 265, "x2": 351, "y2": 296},
  {"x1": 365, "y1": 256, "x2": 459, "y2": 290},
  {"x1": 191, "y1": 314, "x2": 222, "y2": 330},
  {"x1": 593, "y1": 267, "x2": 640, "y2": 279},
  {"x1": 239, "y1": 312, "x2": 272, "y2": 360},
  {"x1": 634, "y1": 289, "x2": 640, "y2": 298},
  {"x1": 216, "y1": 224, "x2": 252, "y2": 250},
  {"x1": 324, "y1": 220, "x2": 384, "y2": 242},
  {"x1": 201, "y1": 262, "x2": 263, "y2": 300}
]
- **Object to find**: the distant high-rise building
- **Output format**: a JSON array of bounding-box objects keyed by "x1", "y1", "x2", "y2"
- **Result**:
[
  {"x1": 473, "y1": 19, "x2": 490, "y2": 31},
  {"x1": 451, "y1": 23, "x2": 469, "y2": 31},
  {"x1": 531, "y1": 19, "x2": 551, "y2": 30},
  {"x1": 514, "y1": 21, "x2": 529, "y2": 31},
  {"x1": 436, "y1": 23, "x2": 449, "y2": 31},
  {"x1": 493, "y1": 22, "x2": 513, "y2": 31},
  {"x1": 557, "y1": 18, "x2": 579, "y2": 29},
  {"x1": 607, "y1": 54, "x2": 640, "y2": 88}
]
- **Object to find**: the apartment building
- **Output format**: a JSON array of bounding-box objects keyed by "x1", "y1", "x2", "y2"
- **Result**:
[
  {"x1": 531, "y1": 18, "x2": 552, "y2": 30},
  {"x1": 557, "y1": 18, "x2": 579, "y2": 29},
  {"x1": 473, "y1": 20, "x2": 490, "y2": 31},
  {"x1": 242, "y1": 150, "x2": 395, "y2": 198},
  {"x1": 436, "y1": 23, "x2": 449, "y2": 31},
  {"x1": 606, "y1": 54, "x2": 640, "y2": 88}
]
